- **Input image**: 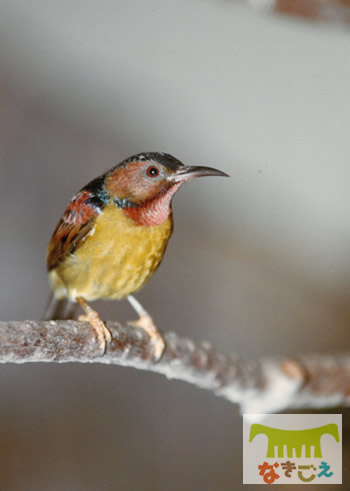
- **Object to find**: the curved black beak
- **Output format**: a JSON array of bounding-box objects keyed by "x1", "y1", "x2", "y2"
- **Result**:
[{"x1": 170, "y1": 165, "x2": 229, "y2": 183}]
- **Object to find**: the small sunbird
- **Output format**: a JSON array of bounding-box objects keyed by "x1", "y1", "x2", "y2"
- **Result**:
[{"x1": 46, "y1": 152, "x2": 228, "y2": 359}]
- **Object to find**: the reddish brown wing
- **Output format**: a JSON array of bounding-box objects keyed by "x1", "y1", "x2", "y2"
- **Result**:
[{"x1": 47, "y1": 189, "x2": 102, "y2": 271}]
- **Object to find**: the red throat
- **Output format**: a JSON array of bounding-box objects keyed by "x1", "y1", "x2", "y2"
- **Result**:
[{"x1": 123, "y1": 182, "x2": 182, "y2": 226}]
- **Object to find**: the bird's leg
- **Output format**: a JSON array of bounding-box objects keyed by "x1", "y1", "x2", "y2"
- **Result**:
[
  {"x1": 127, "y1": 295, "x2": 165, "y2": 361},
  {"x1": 76, "y1": 296, "x2": 111, "y2": 352}
]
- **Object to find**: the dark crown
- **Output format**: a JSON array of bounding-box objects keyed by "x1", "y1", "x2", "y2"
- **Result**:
[{"x1": 116, "y1": 152, "x2": 185, "y2": 172}]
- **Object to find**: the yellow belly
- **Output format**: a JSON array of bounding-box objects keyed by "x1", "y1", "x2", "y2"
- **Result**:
[{"x1": 49, "y1": 205, "x2": 173, "y2": 301}]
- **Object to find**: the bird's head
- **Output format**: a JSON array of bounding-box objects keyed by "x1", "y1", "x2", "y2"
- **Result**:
[{"x1": 104, "y1": 152, "x2": 229, "y2": 226}]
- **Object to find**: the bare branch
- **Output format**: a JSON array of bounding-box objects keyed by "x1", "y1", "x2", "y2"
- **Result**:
[{"x1": 0, "y1": 320, "x2": 349, "y2": 413}]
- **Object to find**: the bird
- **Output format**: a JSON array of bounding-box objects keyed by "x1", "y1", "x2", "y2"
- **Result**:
[{"x1": 46, "y1": 152, "x2": 228, "y2": 359}]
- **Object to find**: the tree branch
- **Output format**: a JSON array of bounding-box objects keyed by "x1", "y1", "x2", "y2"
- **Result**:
[{"x1": 0, "y1": 320, "x2": 349, "y2": 413}]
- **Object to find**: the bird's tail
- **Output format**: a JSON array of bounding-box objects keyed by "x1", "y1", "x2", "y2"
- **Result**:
[{"x1": 42, "y1": 292, "x2": 79, "y2": 320}]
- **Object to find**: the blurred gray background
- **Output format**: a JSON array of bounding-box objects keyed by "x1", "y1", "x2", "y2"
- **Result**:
[{"x1": 0, "y1": 0, "x2": 349, "y2": 489}]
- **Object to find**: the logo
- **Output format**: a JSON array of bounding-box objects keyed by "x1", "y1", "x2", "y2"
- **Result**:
[{"x1": 243, "y1": 414, "x2": 342, "y2": 484}]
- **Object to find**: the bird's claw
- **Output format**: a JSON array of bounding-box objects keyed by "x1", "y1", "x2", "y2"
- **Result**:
[
  {"x1": 78, "y1": 310, "x2": 111, "y2": 353},
  {"x1": 127, "y1": 314, "x2": 165, "y2": 361}
]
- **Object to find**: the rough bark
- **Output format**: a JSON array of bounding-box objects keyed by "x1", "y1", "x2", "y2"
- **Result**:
[{"x1": 0, "y1": 320, "x2": 349, "y2": 413}]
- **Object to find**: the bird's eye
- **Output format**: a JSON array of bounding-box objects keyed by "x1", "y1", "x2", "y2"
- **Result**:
[{"x1": 146, "y1": 166, "x2": 160, "y2": 178}]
